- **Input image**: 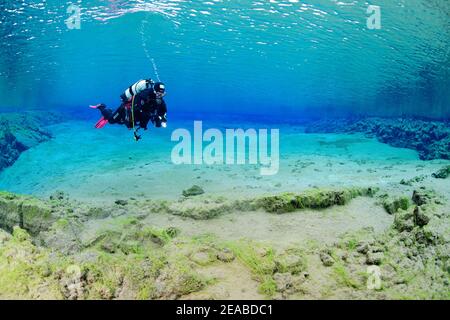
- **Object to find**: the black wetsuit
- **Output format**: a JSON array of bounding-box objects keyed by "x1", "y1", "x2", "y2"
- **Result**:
[
  {"x1": 135, "y1": 90, "x2": 168, "y2": 129},
  {"x1": 100, "y1": 89, "x2": 167, "y2": 129}
]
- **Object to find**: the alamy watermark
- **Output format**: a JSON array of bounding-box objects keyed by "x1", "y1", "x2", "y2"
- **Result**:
[
  {"x1": 366, "y1": 266, "x2": 382, "y2": 290},
  {"x1": 66, "y1": 4, "x2": 81, "y2": 30},
  {"x1": 367, "y1": 5, "x2": 381, "y2": 30},
  {"x1": 171, "y1": 121, "x2": 280, "y2": 176}
]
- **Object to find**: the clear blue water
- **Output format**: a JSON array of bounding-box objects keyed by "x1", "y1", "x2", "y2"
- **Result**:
[
  {"x1": 1, "y1": 0, "x2": 449, "y2": 119},
  {"x1": 3, "y1": 118, "x2": 441, "y2": 201}
]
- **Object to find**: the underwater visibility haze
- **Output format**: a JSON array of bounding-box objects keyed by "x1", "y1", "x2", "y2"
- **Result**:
[
  {"x1": 1, "y1": 0, "x2": 449, "y2": 118},
  {"x1": 0, "y1": 0, "x2": 449, "y2": 301}
]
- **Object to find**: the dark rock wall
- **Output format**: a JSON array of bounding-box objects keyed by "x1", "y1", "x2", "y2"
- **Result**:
[
  {"x1": 305, "y1": 118, "x2": 450, "y2": 160},
  {"x1": 0, "y1": 112, "x2": 62, "y2": 172}
]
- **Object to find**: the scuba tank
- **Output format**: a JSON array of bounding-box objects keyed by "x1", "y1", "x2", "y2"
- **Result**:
[{"x1": 121, "y1": 79, "x2": 154, "y2": 102}]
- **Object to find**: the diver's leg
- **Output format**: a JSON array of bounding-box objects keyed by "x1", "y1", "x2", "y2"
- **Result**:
[
  {"x1": 91, "y1": 104, "x2": 114, "y2": 120},
  {"x1": 109, "y1": 105, "x2": 127, "y2": 125},
  {"x1": 96, "y1": 105, "x2": 123, "y2": 125},
  {"x1": 93, "y1": 103, "x2": 129, "y2": 126}
]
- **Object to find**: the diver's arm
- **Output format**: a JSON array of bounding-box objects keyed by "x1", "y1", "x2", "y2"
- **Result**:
[{"x1": 158, "y1": 100, "x2": 168, "y2": 127}]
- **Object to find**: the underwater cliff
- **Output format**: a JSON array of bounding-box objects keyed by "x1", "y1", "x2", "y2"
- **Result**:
[{"x1": 0, "y1": 112, "x2": 63, "y2": 171}]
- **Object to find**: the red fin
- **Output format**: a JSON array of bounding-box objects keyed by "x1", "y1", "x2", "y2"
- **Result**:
[{"x1": 95, "y1": 117, "x2": 109, "y2": 129}]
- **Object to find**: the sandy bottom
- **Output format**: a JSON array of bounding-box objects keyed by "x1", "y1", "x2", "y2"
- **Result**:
[
  {"x1": 1, "y1": 119, "x2": 449, "y2": 300},
  {"x1": 1, "y1": 120, "x2": 449, "y2": 204},
  {"x1": 79, "y1": 197, "x2": 391, "y2": 251},
  {"x1": 3, "y1": 118, "x2": 445, "y2": 248},
  {"x1": 143, "y1": 198, "x2": 392, "y2": 246}
]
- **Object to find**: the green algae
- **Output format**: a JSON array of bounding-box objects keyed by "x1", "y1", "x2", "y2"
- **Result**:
[
  {"x1": 381, "y1": 196, "x2": 411, "y2": 215},
  {"x1": 259, "y1": 277, "x2": 278, "y2": 297},
  {"x1": 86, "y1": 224, "x2": 179, "y2": 255},
  {"x1": 222, "y1": 240, "x2": 309, "y2": 298},
  {"x1": 258, "y1": 193, "x2": 298, "y2": 214},
  {"x1": 0, "y1": 226, "x2": 206, "y2": 300},
  {"x1": 224, "y1": 240, "x2": 278, "y2": 298},
  {"x1": 332, "y1": 263, "x2": 363, "y2": 289},
  {"x1": 168, "y1": 200, "x2": 231, "y2": 220},
  {"x1": 226, "y1": 241, "x2": 276, "y2": 276},
  {"x1": 131, "y1": 187, "x2": 378, "y2": 219},
  {"x1": 53, "y1": 218, "x2": 70, "y2": 230},
  {"x1": 274, "y1": 248, "x2": 307, "y2": 275},
  {"x1": 0, "y1": 227, "x2": 64, "y2": 299},
  {"x1": 0, "y1": 186, "x2": 448, "y2": 300},
  {"x1": 258, "y1": 187, "x2": 377, "y2": 214},
  {"x1": 0, "y1": 191, "x2": 57, "y2": 236}
]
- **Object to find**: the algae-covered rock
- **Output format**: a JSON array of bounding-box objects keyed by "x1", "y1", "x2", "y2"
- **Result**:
[
  {"x1": 394, "y1": 202, "x2": 433, "y2": 233},
  {"x1": 432, "y1": 165, "x2": 450, "y2": 179},
  {"x1": 190, "y1": 248, "x2": 217, "y2": 266},
  {"x1": 0, "y1": 186, "x2": 447, "y2": 300},
  {"x1": 0, "y1": 227, "x2": 64, "y2": 299},
  {"x1": 83, "y1": 224, "x2": 178, "y2": 255},
  {"x1": 82, "y1": 230, "x2": 122, "y2": 250},
  {"x1": 274, "y1": 249, "x2": 307, "y2": 275},
  {"x1": 257, "y1": 193, "x2": 297, "y2": 214},
  {"x1": 217, "y1": 248, "x2": 235, "y2": 263},
  {"x1": 150, "y1": 187, "x2": 374, "y2": 218},
  {"x1": 0, "y1": 191, "x2": 57, "y2": 235},
  {"x1": 382, "y1": 196, "x2": 410, "y2": 215},
  {"x1": 273, "y1": 273, "x2": 294, "y2": 293},
  {"x1": 366, "y1": 252, "x2": 384, "y2": 265},
  {"x1": 168, "y1": 199, "x2": 231, "y2": 220},
  {"x1": 165, "y1": 227, "x2": 180, "y2": 238},
  {"x1": 411, "y1": 228, "x2": 438, "y2": 246},
  {"x1": 400, "y1": 175, "x2": 425, "y2": 186},
  {"x1": 258, "y1": 187, "x2": 376, "y2": 214},
  {"x1": 356, "y1": 241, "x2": 372, "y2": 254},
  {"x1": 137, "y1": 226, "x2": 179, "y2": 246},
  {"x1": 0, "y1": 228, "x2": 11, "y2": 244},
  {"x1": 182, "y1": 185, "x2": 205, "y2": 197},
  {"x1": 154, "y1": 263, "x2": 206, "y2": 299},
  {"x1": 115, "y1": 199, "x2": 128, "y2": 206},
  {"x1": 297, "y1": 188, "x2": 375, "y2": 209},
  {"x1": 319, "y1": 249, "x2": 335, "y2": 267},
  {"x1": 272, "y1": 272, "x2": 305, "y2": 295},
  {"x1": 413, "y1": 206, "x2": 430, "y2": 227},
  {"x1": 412, "y1": 190, "x2": 432, "y2": 206},
  {"x1": 393, "y1": 209, "x2": 415, "y2": 232},
  {"x1": 85, "y1": 207, "x2": 110, "y2": 219}
]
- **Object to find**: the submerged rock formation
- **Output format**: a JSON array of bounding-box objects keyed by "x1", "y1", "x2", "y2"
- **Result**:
[
  {"x1": 0, "y1": 186, "x2": 448, "y2": 300},
  {"x1": 432, "y1": 165, "x2": 450, "y2": 179},
  {"x1": 0, "y1": 191, "x2": 57, "y2": 236},
  {"x1": 182, "y1": 185, "x2": 205, "y2": 197},
  {"x1": 258, "y1": 187, "x2": 377, "y2": 214},
  {"x1": 0, "y1": 129, "x2": 27, "y2": 170},
  {"x1": 0, "y1": 112, "x2": 62, "y2": 172},
  {"x1": 305, "y1": 118, "x2": 450, "y2": 160}
]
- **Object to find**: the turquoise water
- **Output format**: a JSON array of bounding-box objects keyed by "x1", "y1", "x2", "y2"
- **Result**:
[
  {"x1": 3, "y1": 118, "x2": 445, "y2": 202},
  {"x1": 1, "y1": 0, "x2": 449, "y2": 119}
]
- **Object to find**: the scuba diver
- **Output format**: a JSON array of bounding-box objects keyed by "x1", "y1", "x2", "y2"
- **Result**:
[{"x1": 91, "y1": 79, "x2": 168, "y2": 141}]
